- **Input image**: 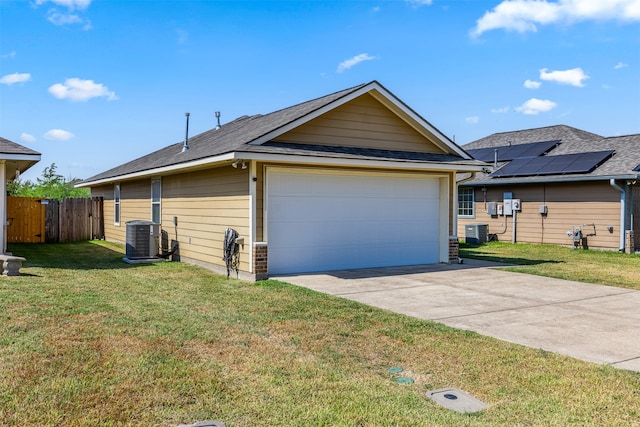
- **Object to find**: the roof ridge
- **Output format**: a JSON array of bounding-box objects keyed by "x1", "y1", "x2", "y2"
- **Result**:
[
  {"x1": 259, "y1": 82, "x2": 371, "y2": 119},
  {"x1": 486, "y1": 124, "x2": 594, "y2": 138},
  {"x1": 603, "y1": 133, "x2": 640, "y2": 140}
]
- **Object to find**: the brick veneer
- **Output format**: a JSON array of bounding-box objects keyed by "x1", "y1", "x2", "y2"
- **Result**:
[
  {"x1": 253, "y1": 242, "x2": 269, "y2": 280},
  {"x1": 626, "y1": 230, "x2": 635, "y2": 254},
  {"x1": 449, "y1": 236, "x2": 459, "y2": 263}
]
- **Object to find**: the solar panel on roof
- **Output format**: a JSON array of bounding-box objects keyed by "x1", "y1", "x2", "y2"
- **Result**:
[
  {"x1": 634, "y1": 164, "x2": 640, "y2": 172},
  {"x1": 467, "y1": 140, "x2": 560, "y2": 162},
  {"x1": 491, "y1": 150, "x2": 614, "y2": 178}
]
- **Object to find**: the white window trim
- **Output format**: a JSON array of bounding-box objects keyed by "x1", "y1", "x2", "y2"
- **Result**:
[
  {"x1": 151, "y1": 178, "x2": 161, "y2": 224},
  {"x1": 458, "y1": 187, "x2": 475, "y2": 218},
  {"x1": 114, "y1": 184, "x2": 121, "y2": 226}
]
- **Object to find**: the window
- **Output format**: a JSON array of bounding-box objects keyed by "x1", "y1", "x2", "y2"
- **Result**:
[
  {"x1": 458, "y1": 187, "x2": 475, "y2": 217},
  {"x1": 114, "y1": 184, "x2": 121, "y2": 225},
  {"x1": 151, "y1": 178, "x2": 161, "y2": 223}
]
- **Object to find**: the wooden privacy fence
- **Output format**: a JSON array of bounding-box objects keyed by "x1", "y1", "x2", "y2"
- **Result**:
[{"x1": 7, "y1": 196, "x2": 104, "y2": 243}]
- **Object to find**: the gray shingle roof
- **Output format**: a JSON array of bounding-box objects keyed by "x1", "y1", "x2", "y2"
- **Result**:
[
  {"x1": 81, "y1": 81, "x2": 477, "y2": 185},
  {"x1": 0, "y1": 137, "x2": 40, "y2": 156},
  {"x1": 82, "y1": 83, "x2": 372, "y2": 183},
  {"x1": 460, "y1": 125, "x2": 640, "y2": 185}
]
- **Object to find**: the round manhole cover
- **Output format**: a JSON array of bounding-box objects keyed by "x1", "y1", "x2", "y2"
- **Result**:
[{"x1": 444, "y1": 393, "x2": 458, "y2": 400}]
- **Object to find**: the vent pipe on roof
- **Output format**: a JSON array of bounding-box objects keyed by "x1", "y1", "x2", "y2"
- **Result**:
[
  {"x1": 494, "y1": 149, "x2": 498, "y2": 168},
  {"x1": 182, "y1": 112, "x2": 190, "y2": 153},
  {"x1": 215, "y1": 111, "x2": 221, "y2": 130}
]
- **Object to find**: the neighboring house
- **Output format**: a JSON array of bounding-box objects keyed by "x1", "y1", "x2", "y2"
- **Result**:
[
  {"x1": 457, "y1": 125, "x2": 640, "y2": 252},
  {"x1": 0, "y1": 137, "x2": 41, "y2": 253},
  {"x1": 78, "y1": 81, "x2": 486, "y2": 280}
]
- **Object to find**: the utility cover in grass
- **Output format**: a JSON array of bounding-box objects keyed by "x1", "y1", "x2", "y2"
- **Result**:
[{"x1": 427, "y1": 388, "x2": 487, "y2": 413}]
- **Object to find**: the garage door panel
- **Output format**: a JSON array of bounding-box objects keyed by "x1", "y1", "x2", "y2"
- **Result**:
[{"x1": 267, "y1": 170, "x2": 442, "y2": 274}]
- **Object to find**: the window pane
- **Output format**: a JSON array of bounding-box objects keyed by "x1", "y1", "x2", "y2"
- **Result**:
[
  {"x1": 458, "y1": 188, "x2": 474, "y2": 217},
  {"x1": 152, "y1": 204, "x2": 160, "y2": 224},
  {"x1": 151, "y1": 179, "x2": 161, "y2": 203}
]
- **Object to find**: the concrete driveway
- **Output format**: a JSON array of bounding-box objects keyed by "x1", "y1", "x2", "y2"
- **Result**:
[{"x1": 273, "y1": 259, "x2": 640, "y2": 372}]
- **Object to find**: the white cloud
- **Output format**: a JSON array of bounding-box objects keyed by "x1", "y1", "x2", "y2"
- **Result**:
[
  {"x1": 44, "y1": 129, "x2": 75, "y2": 141},
  {"x1": 491, "y1": 106, "x2": 510, "y2": 113},
  {"x1": 20, "y1": 133, "x2": 36, "y2": 143},
  {"x1": 36, "y1": 0, "x2": 92, "y2": 28},
  {"x1": 614, "y1": 61, "x2": 629, "y2": 69},
  {"x1": 515, "y1": 98, "x2": 557, "y2": 115},
  {"x1": 1, "y1": 51, "x2": 16, "y2": 59},
  {"x1": 405, "y1": 0, "x2": 433, "y2": 6},
  {"x1": 471, "y1": 0, "x2": 640, "y2": 37},
  {"x1": 465, "y1": 116, "x2": 480, "y2": 124},
  {"x1": 524, "y1": 79, "x2": 541, "y2": 89},
  {"x1": 0, "y1": 72, "x2": 31, "y2": 85},
  {"x1": 35, "y1": 0, "x2": 92, "y2": 11},
  {"x1": 540, "y1": 67, "x2": 589, "y2": 87},
  {"x1": 48, "y1": 78, "x2": 118, "y2": 101},
  {"x1": 337, "y1": 53, "x2": 376, "y2": 73}
]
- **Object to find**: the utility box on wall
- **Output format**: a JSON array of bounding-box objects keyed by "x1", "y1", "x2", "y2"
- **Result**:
[
  {"x1": 487, "y1": 202, "x2": 498, "y2": 216},
  {"x1": 465, "y1": 224, "x2": 488, "y2": 244}
]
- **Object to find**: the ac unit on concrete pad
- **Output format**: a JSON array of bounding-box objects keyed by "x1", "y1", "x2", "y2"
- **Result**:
[
  {"x1": 465, "y1": 224, "x2": 488, "y2": 244},
  {"x1": 125, "y1": 220, "x2": 160, "y2": 260}
]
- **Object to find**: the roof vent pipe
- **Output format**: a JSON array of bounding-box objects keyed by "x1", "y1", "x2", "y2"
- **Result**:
[
  {"x1": 182, "y1": 112, "x2": 190, "y2": 153},
  {"x1": 215, "y1": 111, "x2": 221, "y2": 130},
  {"x1": 494, "y1": 149, "x2": 498, "y2": 168}
]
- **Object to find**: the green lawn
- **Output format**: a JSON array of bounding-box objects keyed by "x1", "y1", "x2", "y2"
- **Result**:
[
  {"x1": 1, "y1": 241, "x2": 638, "y2": 426},
  {"x1": 460, "y1": 241, "x2": 640, "y2": 290}
]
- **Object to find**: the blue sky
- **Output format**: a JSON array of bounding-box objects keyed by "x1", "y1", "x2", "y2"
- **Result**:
[{"x1": 1, "y1": 0, "x2": 639, "y2": 181}]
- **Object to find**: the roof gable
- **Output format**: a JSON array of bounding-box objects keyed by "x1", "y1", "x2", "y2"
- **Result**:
[
  {"x1": 273, "y1": 92, "x2": 445, "y2": 154},
  {"x1": 80, "y1": 81, "x2": 479, "y2": 186}
]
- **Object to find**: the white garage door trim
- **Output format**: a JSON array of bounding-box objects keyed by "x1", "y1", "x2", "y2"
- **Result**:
[{"x1": 265, "y1": 167, "x2": 449, "y2": 275}]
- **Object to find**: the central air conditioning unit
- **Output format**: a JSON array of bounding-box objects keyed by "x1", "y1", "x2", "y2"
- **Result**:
[
  {"x1": 465, "y1": 223, "x2": 489, "y2": 244},
  {"x1": 125, "y1": 220, "x2": 160, "y2": 259}
]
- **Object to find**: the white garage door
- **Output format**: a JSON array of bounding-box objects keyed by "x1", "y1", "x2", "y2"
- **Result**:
[{"x1": 266, "y1": 169, "x2": 441, "y2": 275}]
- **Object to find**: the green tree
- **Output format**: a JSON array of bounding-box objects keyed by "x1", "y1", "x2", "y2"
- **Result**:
[{"x1": 7, "y1": 163, "x2": 90, "y2": 200}]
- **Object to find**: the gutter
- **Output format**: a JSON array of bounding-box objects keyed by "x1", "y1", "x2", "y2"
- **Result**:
[{"x1": 609, "y1": 179, "x2": 626, "y2": 251}]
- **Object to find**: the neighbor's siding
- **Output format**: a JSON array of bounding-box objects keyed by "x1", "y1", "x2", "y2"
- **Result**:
[
  {"x1": 161, "y1": 166, "x2": 250, "y2": 272},
  {"x1": 274, "y1": 93, "x2": 442, "y2": 153},
  {"x1": 458, "y1": 181, "x2": 621, "y2": 250}
]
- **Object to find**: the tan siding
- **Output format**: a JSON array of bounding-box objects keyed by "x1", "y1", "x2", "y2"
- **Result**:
[
  {"x1": 275, "y1": 93, "x2": 443, "y2": 153},
  {"x1": 91, "y1": 167, "x2": 251, "y2": 272},
  {"x1": 161, "y1": 167, "x2": 250, "y2": 272},
  {"x1": 458, "y1": 182, "x2": 622, "y2": 250},
  {"x1": 91, "y1": 183, "x2": 123, "y2": 242}
]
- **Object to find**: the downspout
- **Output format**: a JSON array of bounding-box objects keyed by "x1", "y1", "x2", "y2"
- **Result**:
[{"x1": 609, "y1": 179, "x2": 626, "y2": 251}]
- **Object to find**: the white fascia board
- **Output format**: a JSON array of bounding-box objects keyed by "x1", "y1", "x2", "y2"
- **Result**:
[
  {"x1": 76, "y1": 152, "x2": 236, "y2": 187},
  {"x1": 238, "y1": 152, "x2": 486, "y2": 173},
  {"x1": 0, "y1": 153, "x2": 41, "y2": 162}
]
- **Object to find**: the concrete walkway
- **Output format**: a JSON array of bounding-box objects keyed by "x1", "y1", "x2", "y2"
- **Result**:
[{"x1": 273, "y1": 259, "x2": 640, "y2": 372}]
